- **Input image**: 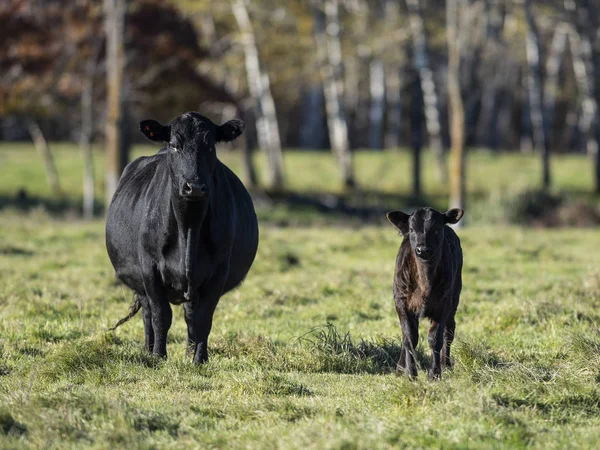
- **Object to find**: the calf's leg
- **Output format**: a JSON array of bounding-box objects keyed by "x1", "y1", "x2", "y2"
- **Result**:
[
  {"x1": 442, "y1": 316, "x2": 455, "y2": 369},
  {"x1": 397, "y1": 307, "x2": 419, "y2": 378},
  {"x1": 428, "y1": 321, "x2": 445, "y2": 380}
]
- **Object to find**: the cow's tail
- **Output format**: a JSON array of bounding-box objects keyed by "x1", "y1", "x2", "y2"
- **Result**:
[{"x1": 109, "y1": 295, "x2": 142, "y2": 331}]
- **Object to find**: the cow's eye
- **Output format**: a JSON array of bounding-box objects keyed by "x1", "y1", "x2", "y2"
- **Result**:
[{"x1": 170, "y1": 145, "x2": 178, "y2": 153}]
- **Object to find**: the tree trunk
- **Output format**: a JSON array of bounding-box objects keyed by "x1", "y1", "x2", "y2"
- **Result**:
[
  {"x1": 299, "y1": 85, "x2": 325, "y2": 148},
  {"x1": 384, "y1": 64, "x2": 402, "y2": 149},
  {"x1": 80, "y1": 40, "x2": 102, "y2": 219},
  {"x1": 369, "y1": 58, "x2": 385, "y2": 150},
  {"x1": 104, "y1": 0, "x2": 129, "y2": 207},
  {"x1": 314, "y1": 0, "x2": 355, "y2": 188},
  {"x1": 410, "y1": 73, "x2": 423, "y2": 197},
  {"x1": 543, "y1": 23, "x2": 569, "y2": 148},
  {"x1": 566, "y1": 0, "x2": 600, "y2": 192},
  {"x1": 80, "y1": 77, "x2": 95, "y2": 219},
  {"x1": 239, "y1": 108, "x2": 257, "y2": 188},
  {"x1": 447, "y1": 0, "x2": 465, "y2": 222},
  {"x1": 524, "y1": 0, "x2": 551, "y2": 189},
  {"x1": 232, "y1": 0, "x2": 284, "y2": 190},
  {"x1": 27, "y1": 119, "x2": 61, "y2": 196},
  {"x1": 405, "y1": 0, "x2": 447, "y2": 182}
]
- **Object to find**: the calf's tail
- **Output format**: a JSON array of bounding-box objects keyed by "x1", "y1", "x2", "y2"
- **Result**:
[{"x1": 109, "y1": 295, "x2": 142, "y2": 331}]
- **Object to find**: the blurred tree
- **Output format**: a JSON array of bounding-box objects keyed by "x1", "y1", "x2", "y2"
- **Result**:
[
  {"x1": 232, "y1": 0, "x2": 285, "y2": 190},
  {"x1": 404, "y1": 0, "x2": 447, "y2": 182},
  {"x1": 447, "y1": 0, "x2": 465, "y2": 220},
  {"x1": 314, "y1": 0, "x2": 355, "y2": 189},
  {"x1": 104, "y1": 0, "x2": 129, "y2": 206},
  {"x1": 26, "y1": 119, "x2": 61, "y2": 196},
  {"x1": 524, "y1": 0, "x2": 551, "y2": 189},
  {"x1": 80, "y1": 38, "x2": 103, "y2": 218},
  {"x1": 565, "y1": 0, "x2": 600, "y2": 193}
]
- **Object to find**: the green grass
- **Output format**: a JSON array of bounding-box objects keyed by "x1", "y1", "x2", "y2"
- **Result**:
[{"x1": 1, "y1": 144, "x2": 600, "y2": 448}]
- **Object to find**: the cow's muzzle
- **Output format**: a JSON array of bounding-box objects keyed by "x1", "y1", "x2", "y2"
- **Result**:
[{"x1": 181, "y1": 182, "x2": 208, "y2": 199}]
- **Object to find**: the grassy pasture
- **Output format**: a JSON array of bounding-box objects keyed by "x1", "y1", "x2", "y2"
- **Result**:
[{"x1": 1, "y1": 145, "x2": 600, "y2": 449}]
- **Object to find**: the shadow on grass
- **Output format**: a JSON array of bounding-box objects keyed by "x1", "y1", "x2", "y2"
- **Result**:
[
  {"x1": 252, "y1": 189, "x2": 449, "y2": 227},
  {"x1": 297, "y1": 322, "x2": 428, "y2": 375},
  {"x1": 0, "y1": 187, "x2": 444, "y2": 225},
  {"x1": 0, "y1": 191, "x2": 105, "y2": 217}
]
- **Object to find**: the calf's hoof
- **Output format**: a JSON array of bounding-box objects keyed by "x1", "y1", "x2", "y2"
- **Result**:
[
  {"x1": 442, "y1": 358, "x2": 454, "y2": 370},
  {"x1": 396, "y1": 365, "x2": 418, "y2": 380}
]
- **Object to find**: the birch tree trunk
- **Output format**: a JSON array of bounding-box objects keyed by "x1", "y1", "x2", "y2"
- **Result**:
[
  {"x1": 405, "y1": 0, "x2": 447, "y2": 182},
  {"x1": 314, "y1": 0, "x2": 355, "y2": 188},
  {"x1": 384, "y1": 64, "x2": 402, "y2": 149},
  {"x1": 369, "y1": 58, "x2": 385, "y2": 149},
  {"x1": 27, "y1": 119, "x2": 61, "y2": 196},
  {"x1": 524, "y1": 0, "x2": 551, "y2": 189},
  {"x1": 104, "y1": 0, "x2": 129, "y2": 207},
  {"x1": 447, "y1": 0, "x2": 465, "y2": 221},
  {"x1": 232, "y1": 0, "x2": 284, "y2": 189}
]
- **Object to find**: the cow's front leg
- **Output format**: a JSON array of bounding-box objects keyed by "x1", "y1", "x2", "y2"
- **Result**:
[
  {"x1": 397, "y1": 302, "x2": 419, "y2": 378},
  {"x1": 428, "y1": 320, "x2": 445, "y2": 380},
  {"x1": 149, "y1": 298, "x2": 172, "y2": 358},
  {"x1": 142, "y1": 264, "x2": 172, "y2": 358},
  {"x1": 184, "y1": 275, "x2": 226, "y2": 365},
  {"x1": 184, "y1": 299, "x2": 219, "y2": 365}
]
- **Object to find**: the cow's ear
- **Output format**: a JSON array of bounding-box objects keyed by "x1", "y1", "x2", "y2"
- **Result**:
[
  {"x1": 216, "y1": 119, "x2": 245, "y2": 143},
  {"x1": 386, "y1": 211, "x2": 410, "y2": 236},
  {"x1": 139, "y1": 120, "x2": 170, "y2": 142},
  {"x1": 444, "y1": 208, "x2": 464, "y2": 224}
]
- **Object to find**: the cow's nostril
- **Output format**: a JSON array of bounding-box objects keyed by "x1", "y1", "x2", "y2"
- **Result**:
[
  {"x1": 199, "y1": 184, "x2": 208, "y2": 194},
  {"x1": 182, "y1": 182, "x2": 193, "y2": 195},
  {"x1": 415, "y1": 246, "x2": 430, "y2": 256}
]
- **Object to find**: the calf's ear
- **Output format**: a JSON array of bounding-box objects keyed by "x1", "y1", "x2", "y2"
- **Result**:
[
  {"x1": 216, "y1": 119, "x2": 245, "y2": 143},
  {"x1": 386, "y1": 211, "x2": 410, "y2": 235},
  {"x1": 139, "y1": 120, "x2": 171, "y2": 142},
  {"x1": 444, "y1": 208, "x2": 464, "y2": 224}
]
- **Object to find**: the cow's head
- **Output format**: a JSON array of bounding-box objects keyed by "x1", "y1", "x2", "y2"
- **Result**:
[
  {"x1": 386, "y1": 207, "x2": 463, "y2": 261},
  {"x1": 140, "y1": 112, "x2": 244, "y2": 201}
]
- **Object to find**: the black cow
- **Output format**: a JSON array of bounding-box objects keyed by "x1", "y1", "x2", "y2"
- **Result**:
[
  {"x1": 386, "y1": 207, "x2": 464, "y2": 380},
  {"x1": 106, "y1": 112, "x2": 259, "y2": 364}
]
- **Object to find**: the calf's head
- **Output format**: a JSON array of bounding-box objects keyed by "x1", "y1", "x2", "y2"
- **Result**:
[
  {"x1": 140, "y1": 112, "x2": 244, "y2": 200},
  {"x1": 387, "y1": 207, "x2": 464, "y2": 261}
]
